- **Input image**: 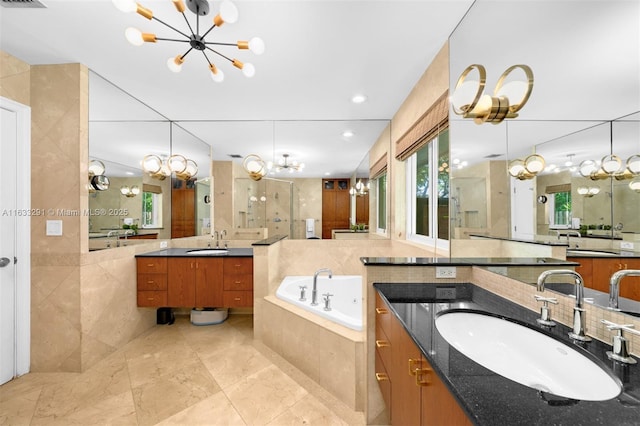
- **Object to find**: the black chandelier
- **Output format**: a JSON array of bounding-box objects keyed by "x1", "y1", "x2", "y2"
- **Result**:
[{"x1": 112, "y1": 0, "x2": 264, "y2": 82}]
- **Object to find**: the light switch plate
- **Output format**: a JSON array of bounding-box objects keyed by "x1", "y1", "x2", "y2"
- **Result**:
[
  {"x1": 620, "y1": 241, "x2": 634, "y2": 250},
  {"x1": 160, "y1": 241, "x2": 168, "y2": 249},
  {"x1": 46, "y1": 220, "x2": 62, "y2": 236},
  {"x1": 436, "y1": 266, "x2": 457, "y2": 279}
]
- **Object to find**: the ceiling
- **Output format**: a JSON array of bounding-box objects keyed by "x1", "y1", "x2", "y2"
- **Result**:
[{"x1": 0, "y1": 0, "x2": 474, "y2": 177}]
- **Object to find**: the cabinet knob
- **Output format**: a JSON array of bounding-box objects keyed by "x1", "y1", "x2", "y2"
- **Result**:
[
  {"x1": 375, "y1": 340, "x2": 390, "y2": 348},
  {"x1": 147, "y1": 281, "x2": 154, "y2": 284},
  {"x1": 375, "y1": 308, "x2": 388, "y2": 314},
  {"x1": 147, "y1": 264, "x2": 154, "y2": 267},
  {"x1": 234, "y1": 297, "x2": 241, "y2": 301},
  {"x1": 408, "y1": 358, "x2": 422, "y2": 376},
  {"x1": 147, "y1": 297, "x2": 154, "y2": 301},
  {"x1": 235, "y1": 280, "x2": 242, "y2": 284}
]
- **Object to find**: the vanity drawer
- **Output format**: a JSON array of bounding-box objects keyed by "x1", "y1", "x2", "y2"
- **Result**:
[
  {"x1": 375, "y1": 292, "x2": 392, "y2": 337},
  {"x1": 375, "y1": 346, "x2": 392, "y2": 414},
  {"x1": 223, "y1": 257, "x2": 253, "y2": 275},
  {"x1": 223, "y1": 273, "x2": 253, "y2": 291},
  {"x1": 223, "y1": 290, "x2": 253, "y2": 307},
  {"x1": 137, "y1": 273, "x2": 167, "y2": 291},
  {"x1": 137, "y1": 291, "x2": 167, "y2": 307},
  {"x1": 376, "y1": 316, "x2": 392, "y2": 371},
  {"x1": 137, "y1": 257, "x2": 167, "y2": 274}
]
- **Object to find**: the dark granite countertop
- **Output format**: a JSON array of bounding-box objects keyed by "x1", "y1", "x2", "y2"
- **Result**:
[
  {"x1": 566, "y1": 248, "x2": 640, "y2": 258},
  {"x1": 468, "y1": 233, "x2": 569, "y2": 246},
  {"x1": 361, "y1": 257, "x2": 579, "y2": 267},
  {"x1": 374, "y1": 282, "x2": 640, "y2": 426},
  {"x1": 251, "y1": 235, "x2": 288, "y2": 246},
  {"x1": 135, "y1": 248, "x2": 253, "y2": 257}
]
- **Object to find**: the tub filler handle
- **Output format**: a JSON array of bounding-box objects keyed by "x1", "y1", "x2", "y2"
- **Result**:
[
  {"x1": 323, "y1": 292, "x2": 334, "y2": 311},
  {"x1": 299, "y1": 285, "x2": 307, "y2": 301}
]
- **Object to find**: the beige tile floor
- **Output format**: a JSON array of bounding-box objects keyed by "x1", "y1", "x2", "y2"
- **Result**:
[{"x1": 0, "y1": 315, "x2": 365, "y2": 426}]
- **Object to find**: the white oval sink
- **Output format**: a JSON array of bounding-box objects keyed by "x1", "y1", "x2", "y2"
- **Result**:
[
  {"x1": 186, "y1": 249, "x2": 229, "y2": 255},
  {"x1": 567, "y1": 250, "x2": 618, "y2": 257},
  {"x1": 435, "y1": 310, "x2": 622, "y2": 401}
]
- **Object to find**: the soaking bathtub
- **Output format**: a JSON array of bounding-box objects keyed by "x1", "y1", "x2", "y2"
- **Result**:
[{"x1": 275, "y1": 275, "x2": 363, "y2": 331}]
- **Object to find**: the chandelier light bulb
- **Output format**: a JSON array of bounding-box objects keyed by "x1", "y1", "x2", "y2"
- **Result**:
[
  {"x1": 627, "y1": 154, "x2": 640, "y2": 174},
  {"x1": 112, "y1": 0, "x2": 137, "y2": 13},
  {"x1": 248, "y1": 37, "x2": 265, "y2": 55},
  {"x1": 125, "y1": 27, "x2": 144, "y2": 46},
  {"x1": 630, "y1": 179, "x2": 640, "y2": 193},
  {"x1": 168, "y1": 154, "x2": 187, "y2": 173},
  {"x1": 210, "y1": 67, "x2": 224, "y2": 82},
  {"x1": 220, "y1": 0, "x2": 239, "y2": 24},
  {"x1": 167, "y1": 56, "x2": 183, "y2": 73},
  {"x1": 141, "y1": 155, "x2": 162, "y2": 174},
  {"x1": 601, "y1": 155, "x2": 622, "y2": 174},
  {"x1": 242, "y1": 62, "x2": 256, "y2": 77}
]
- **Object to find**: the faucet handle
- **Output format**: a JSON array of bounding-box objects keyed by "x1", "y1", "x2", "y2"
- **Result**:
[
  {"x1": 534, "y1": 295, "x2": 558, "y2": 304},
  {"x1": 601, "y1": 320, "x2": 640, "y2": 364},
  {"x1": 534, "y1": 295, "x2": 558, "y2": 327}
]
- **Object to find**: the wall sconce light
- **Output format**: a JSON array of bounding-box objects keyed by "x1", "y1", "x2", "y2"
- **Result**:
[
  {"x1": 120, "y1": 185, "x2": 140, "y2": 197},
  {"x1": 577, "y1": 186, "x2": 600, "y2": 197},
  {"x1": 508, "y1": 154, "x2": 545, "y2": 180},
  {"x1": 243, "y1": 154, "x2": 267, "y2": 181},
  {"x1": 629, "y1": 178, "x2": 640, "y2": 193},
  {"x1": 451, "y1": 64, "x2": 534, "y2": 125},
  {"x1": 88, "y1": 159, "x2": 110, "y2": 191},
  {"x1": 580, "y1": 154, "x2": 639, "y2": 181},
  {"x1": 142, "y1": 154, "x2": 197, "y2": 180}
]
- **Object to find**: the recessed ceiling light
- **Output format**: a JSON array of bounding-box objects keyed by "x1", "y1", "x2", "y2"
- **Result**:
[
  {"x1": 342, "y1": 130, "x2": 354, "y2": 138},
  {"x1": 125, "y1": 171, "x2": 135, "y2": 176},
  {"x1": 324, "y1": 172, "x2": 331, "y2": 176},
  {"x1": 351, "y1": 94, "x2": 367, "y2": 104}
]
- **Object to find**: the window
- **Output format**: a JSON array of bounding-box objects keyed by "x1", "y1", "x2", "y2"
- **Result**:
[
  {"x1": 406, "y1": 129, "x2": 449, "y2": 249},
  {"x1": 142, "y1": 191, "x2": 163, "y2": 228},
  {"x1": 548, "y1": 190, "x2": 572, "y2": 229},
  {"x1": 376, "y1": 173, "x2": 387, "y2": 232}
]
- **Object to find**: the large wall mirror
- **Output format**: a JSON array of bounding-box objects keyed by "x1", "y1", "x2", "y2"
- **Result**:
[
  {"x1": 88, "y1": 71, "x2": 211, "y2": 250},
  {"x1": 449, "y1": 0, "x2": 640, "y2": 246},
  {"x1": 176, "y1": 119, "x2": 389, "y2": 240},
  {"x1": 449, "y1": 0, "x2": 640, "y2": 316}
]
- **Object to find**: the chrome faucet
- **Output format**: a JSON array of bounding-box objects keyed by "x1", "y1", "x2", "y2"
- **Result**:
[
  {"x1": 536, "y1": 269, "x2": 591, "y2": 341},
  {"x1": 565, "y1": 230, "x2": 581, "y2": 248},
  {"x1": 608, "y1": 269, "x2": 640, "y2": 310},
  {"x1": 122, "y1": 229, "x2": 134, "y2": 246},
  {"x1": 220, "y1": 230, "x2": 228, "y2": 248},
  {"x1": 106, "y1": 230, "x2": 120, "y2": 248},
  {"x1": 312, "y1": 268, "x2": 332, "y2": 306},
  {"x1": 211, "y1": 230, "x2": 219, "y2": 248}
]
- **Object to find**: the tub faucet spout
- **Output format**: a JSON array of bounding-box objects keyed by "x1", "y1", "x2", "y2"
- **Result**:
[{"x1": 312, "y1": 268, "x2": 332, "y2": 306}]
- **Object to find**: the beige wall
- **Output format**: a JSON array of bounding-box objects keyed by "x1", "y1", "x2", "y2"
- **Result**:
[{"x1": 2, "y1": 51, "x2": 157, "y2": 372}]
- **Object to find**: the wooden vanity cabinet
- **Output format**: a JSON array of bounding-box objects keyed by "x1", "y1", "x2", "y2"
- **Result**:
[
  {"x1": 375, "y1": 293, "x2": 472, "y2": 426},
  {"x1": 137, "y1": 256, "x2": 253, "y2": 308},
  {"x1": 568, "y1": 257, "x2": 640, "y2": 301}
]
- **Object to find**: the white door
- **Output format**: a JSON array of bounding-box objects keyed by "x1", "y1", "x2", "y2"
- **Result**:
[
  {"x1": 0, "y1": 97, "x2": 31, "y2": 385},
  {"x1": 511, "y1": 178, "x2": 535, "y2": 239}
]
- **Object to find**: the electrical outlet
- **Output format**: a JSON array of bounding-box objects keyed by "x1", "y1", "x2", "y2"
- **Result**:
[
  {"x1": 621, "y1": 241, "x2": 634, "y2": 250},
  {"x1": 160, "y1": 241, "x2": 168, "y2": 249},
  {"x1": 436, "y1": 287, "x2": 457, "y2": 299},
  {"x1": 436, "y1": 266, "x2": 457, "y2": 279}
]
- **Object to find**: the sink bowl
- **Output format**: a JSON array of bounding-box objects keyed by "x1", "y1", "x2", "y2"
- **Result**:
[
  {"x1": 567, "y1": 250, "x2": 618, "y2": 257},
  {"x1": 186, "y1": 249, "x2": 229, "y2": 255},
  {"x1": 435, "y1": 310, "x2": 622, "y2": 401}
]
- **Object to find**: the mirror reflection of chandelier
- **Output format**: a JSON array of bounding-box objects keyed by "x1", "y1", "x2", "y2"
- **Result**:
[
  {"x1": 272, "y1": 154, "x2": 304, "y2": 174},
  {"x1": 142, "y1": 154, "x2": 198, "y2": 180},
  {"x1": 349, "y1": 179, "x2": 369, "y2": 196}
]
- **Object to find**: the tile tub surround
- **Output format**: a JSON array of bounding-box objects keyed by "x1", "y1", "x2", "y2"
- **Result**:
[
  {"x1": 374, "y1": 283, "x2": 640, "y2": 425},
  {"x1": 261, "y1": 295, "x2": 365, "y2": 411}
]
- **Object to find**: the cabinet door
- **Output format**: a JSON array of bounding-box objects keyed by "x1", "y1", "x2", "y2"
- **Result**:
[
  {"x1": 195, "y1": 258, "x2": 223, "y2": 307},
  {"x1": 420, "y1": 355, "x2": 472, "y2": 426},
  {"x1": 592, "y1": 259, "x2": 619, "y2": 294},
  {"x1": 611, "y1": 258, "x2": 640, "y2": 301},
  {"x1": 168, "y1": 258, "x2": 196, "y2": 307},
  {"x1": 390, "y1": 313, "x2": 422, "y2": 426},
  {"x1": 568, "y1": 257, "x2": 593, "y2": 289}
]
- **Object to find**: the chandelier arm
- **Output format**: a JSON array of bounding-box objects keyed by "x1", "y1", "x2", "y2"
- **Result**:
[
  {"x1": 204, "y1": 46, "x2": 233, "y2": 63},
  {"x1": 200, "y1": 23, "x2": 217, "y2": 39},
  {"x1": 204, "y1": 42, "x2": 237, "y2": 47},
  {"x1": 155, "y1": 37, "x2": 191, "y2": 43},
  {"x1": 151, "y1": 16, "x2": 191, "y2": 39},
  {"x1": 180, "y1": 47, "x2": 195, "y2": 60},
  {"x1": 201, "y1": 50, "x2": 214, "y2": 67},
  {"x1": 180, "y1": 11, "x2": 196, "y2": 37}
]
